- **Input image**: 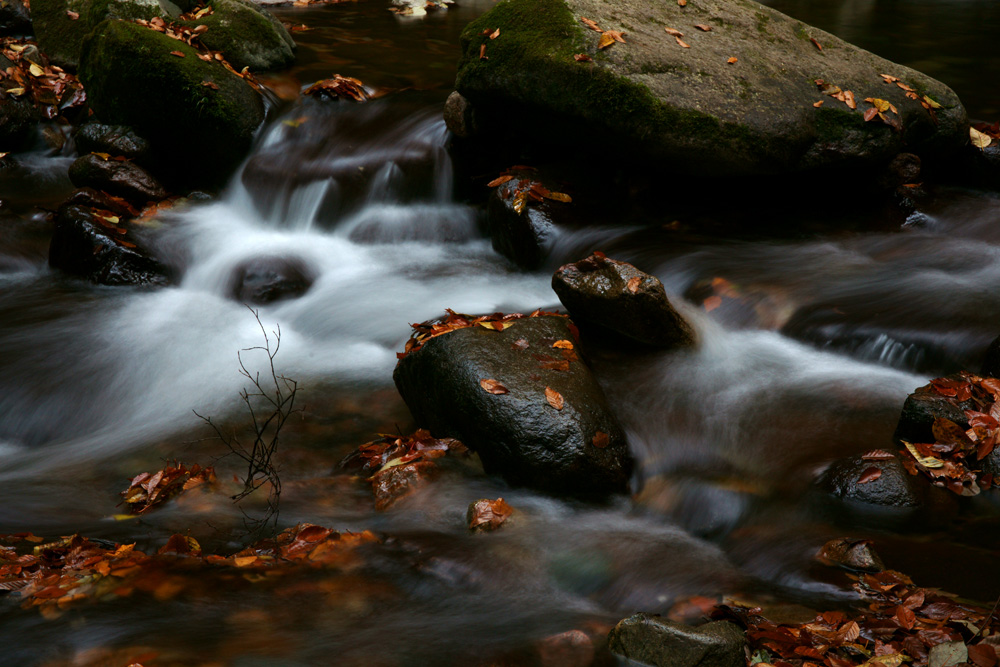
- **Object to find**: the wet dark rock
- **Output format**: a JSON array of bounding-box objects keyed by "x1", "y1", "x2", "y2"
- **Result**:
[
  {"x1": 228, "y1": 255, "x2": 314, "y2": 304},
  {"x1": 454, "y1": 0, "x2": 967, "y2": 180},
  {"x1": 393, "y1": 315, "x2": 632, "y2": 497},
  {"x1": 486, "y1": 171, "x2": 576, "y2": 270},
  {"x1": 981, "y1": 335, "x2": 1000, "y2": 379},
  {"x1": 443, "y1": 90, "x2": 476, "y2": 138},
  {"x1": 179, "y1": 0, "x2": 295, "y2": 72},
  {"x1": 0, "y1": 0, "x2": 31, "y2": 36},
  {"x1": 74, "y1": 123, "x2": 151, "y2": 162},
  {"x1": 607, "y1": 614, "x2": 745, "y2": 667},
  {"x1": 893, "y1": 388, "x2": 970, "y2": 446},
  {"x1": 816, "y1": 453, "x2": 923, "y2": 508},
  {"x1": 49, "y1": 204, "x2": 170, "y2": 285},
  {"x1": 78, "y1": 19, "x2": 264, "y2": 187},
  {"x1": 0, "y1": 95, "x2": 39, "y2": 151},
  {"x1": 61, "y1": 186, "x2": 137, "y2": 217},
  {"x1": 68, "y1": 153, "x2": 166, "y2": 206},
  {"x1": 878, "y1": 153, "x2": 921, "y2": 189},
  {"x1": 552, "y1": 253, "x2": 695, "y2": 348},
  {"x1": 33, "y1": 0, "x2": 167, "y2": 69}
]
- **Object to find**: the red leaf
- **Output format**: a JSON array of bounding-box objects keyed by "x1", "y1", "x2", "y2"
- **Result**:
[
  {"x1": 592, "y1": 432, "x2": 609, "y2": 448},
  {"x1": 863, "y1": 107, "x2": 879, "y2": 122},
  {"x1": 545, "y1": 387, "x2": 564, "y2": 410},
  {"x1": 857, "y1": 467, "x2": 882, "y2": 484}
]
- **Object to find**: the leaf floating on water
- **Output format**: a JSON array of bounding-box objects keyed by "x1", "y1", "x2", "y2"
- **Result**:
[
  {"x1": 704, "y1": 295, "x2": 722, "y2": 311},
  {"x1": 970, "y1": 127, "x2": 992, "y2": 149},
  {"x1": 480, "y1": 378, "x2": 509, "y2": 395},
  {"x1": 489, "y1": 28, "x2": 500, "y2": 39},
  {"x1": 727, "y1": 56, "x2": 737, "y2": 64},
  {"x1": 573, "y1": 53, "x2": 593, "y2": 62},
  {"x1": 664, "y1": 27, "x2": 684, "y2": 37},
  {"x1": 545, "y1": 387, "x2": 564, "y2": 410},
  {"x1": 675, "y1": 36, "x2": 690, "y2": 48},
  {"x1": 487, "y1": 174, "x2": 515, "y2": 187},
  {"x1": 592, "y1": 431, "x2": 609, "y2": 448},
  {"x1": 857, "y1": 467, "x2": 882, "y2": 484},
  {"x1": 552, "y1": 339, "x2": 574, "y2": 350},
  {"x1": 468, "y1": 497, "x2": 514, "y2": 531}
]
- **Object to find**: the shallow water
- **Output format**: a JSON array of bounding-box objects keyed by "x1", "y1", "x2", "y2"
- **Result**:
[{"x1": 1, "y1": 1, "x2": 999, "y2": 664}]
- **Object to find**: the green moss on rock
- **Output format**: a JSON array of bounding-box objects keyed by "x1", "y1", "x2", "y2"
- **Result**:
[
  {"x1": 31, "y1": 0, "x2": 96, "y2": 68},
  {"x1": 182, "y1": 0, "x2": 295, "y2": 72},
  {"x1": 78, "y1": 19, "x2": 265, "y2": 186}
]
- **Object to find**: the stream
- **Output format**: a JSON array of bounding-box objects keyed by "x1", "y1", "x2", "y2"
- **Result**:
[{"x1": 2, "y1": 0, "x2": 1000, "y2": 664}]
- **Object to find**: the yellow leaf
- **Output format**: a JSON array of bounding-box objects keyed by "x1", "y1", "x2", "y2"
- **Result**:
[
  {"x1": 860, "y1": 655, "x2": 904, "y2": 667},
  {"x1": 282, "y1": 116, "x2": 308, "y2": 128},
  {"x1": 513, "y1": 190, "x2": 528, "y2": 214},
  {"x1": 102, "y1": 215, "x2": 120, "y2": 224},
  {"x1": 922, "y1": 95, "x2": 942, "y2": 109},
  {"x1": 865, "y1": 97, "x2": 891, "y2": 113},
  {"x1": 902, "y1": 440, "x2": 945, "y2": 468},
  {"x1": 234, "y1": 555, "x2": 258, "y2": 567},
  {"x1": 5, "y1": 87, "x2": 24, "y2": 96},
  {"x1": 597, "y1": 32, "x2": 616, "y2": 49},
  {"x1": 970, "y1": 127, "x2": 993, "y2": 149},
  {"x1": 29, "y1": 63, "x2": 44, "y2": 77},
  {"x1": 543, "y1": 191, "x2": 572, "y2": 202},
  {"x1": 111, "y1": 514, "x2": 141, "y2": 521},
  {"x1": 92, "y1": 152, "x2": 111, "y2": 160}
]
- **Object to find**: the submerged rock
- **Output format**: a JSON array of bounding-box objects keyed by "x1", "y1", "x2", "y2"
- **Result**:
[
  {"x1": 453, "y1": 0, "x2": 967, "y2": 179},
  {"x1": 68, "y1": 153, "x2": 167, "y2": 206},
  {"x1": 607, "y1": 614, "x2": 745, "y2": 667},
  {"x1": 74, "y1": 123, "x2": 151, "y2": 162},
  {"x1": 49, "y1": 204, "x2": 170, "y2": 285},
  {"x1": 180, "y1": 0, "x2": 295, "y2": 72},
  {"x1": 393, "y1": 315, "x2": 631, "y2": 497},
  {"x1": 78, "y1": 19, "x2": 265, "y2": 186},
  {"x1": 228, "y1": 255, "x2": 314, "y2": 304},
  {"x1": 552, "y1": 253, "x2": 695, "y2": 348}
]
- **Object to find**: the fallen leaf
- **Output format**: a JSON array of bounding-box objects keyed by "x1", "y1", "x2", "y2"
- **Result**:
[
  {"x1": 863, "y1": 107, "x2": 878, "y2": 122},
  {"x1": 813, "y1": 100, "x2": 824, "y2": 107},
  {"x1": 810, "y1": 37, "x2": 822, "y2": 50},
  {"x1": 922, "y1": 95, "x2": 942, "y2": 109},
  {"x1": 468, "y1": 498, "x2": 514, "y2": 531},
  {"x1": 676, "y1": 36, "x2": 690, "y2": 48},
  {"x1": 704, "y1": 295, "x2": 722, "y2": 311},
  {"x1": 487, "y1": 174, "x2": 515, "y2": 187},
  {"x1": 66, "y1": 10, "x2": 79, "y2": 19},
  {"x1": 543, "y1": 191, "x2": 572, "y2": 202},
  {"x1": 170, "y1": 51, "x2": 185, "y2": 58},
  {"x1": 678, "y1": 0, "x2": 687, "y2": 6},
  {"x1": 880, "y1": 73, "x2": 899, "y2": 83},
  {"x1": 489, "y1": 28, "x2": 500, "y2": 39},
  {"x1": 479, "y1": 43, "x2": 487, "y2": 60},
  {"x1": 664, "y1": 27, "x2": 683, "y2": 37},
  {"x1": 592, "y1": 432, "x2": 609, "y2": 448},
  {"x1": 970, "y1": 127, "x2": 992, "y2": 149},
  {"x1": 843, "y1": 90, "x2": 856, "y2": 109},
  {"x1": 200, "y1": 81, "x2": 219, "y2": 90},
  {"x1": 580, "y1": 17, "x2": 602, "y2": 32},
  {"x1": 627, "y1": 276, "x2": 642, "y2": 293},
  {"x1": 727, "y1": 56, "x2": 737, "y2": 64},
  {"x1": 573, "y1": 53, "x2": 593, "y2": 62},
  {"x1": 29, "y1": 63, "x2": 44, "y2": 77},
  {"x1": 857, "y1": 467, "x2": 882, "y2": 484},
  {"x1": 512, "y1": 338, "x2": 530, "y2": 350},
  {"x1": 604, "y1": 30, "x2": 626, "y2": 44},
  {"x1": 902, "y1": 440, "x2": 945, "y2": 468},
  {"x1": 865, "y1": 97, "x2": 891, "y2": 113},
  {"x1": 694, "y1": 24, "x2": 711, "y2": 31},
  {"x1": 545, "y1": 387, "x2": 564, "y2": 410},
  {"x1": 512, "y1": 190, "x2": 528, "y2": 214},
  {"x1": 480, "y1": 378, "x2": 508, "y2": 395},
  {"x1": 552, "y1": 340, "x2": 574, "y2": 350},
  {"x1": 895, "y1": 81, "x2": 915, "y2": 92}
]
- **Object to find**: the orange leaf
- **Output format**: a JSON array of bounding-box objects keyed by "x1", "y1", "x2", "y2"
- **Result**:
[
  {"x1": 598, "y1": 32, "x2": 615, "y2": 49},
  {"x1": 727, "y1": 56, "x2": 737, "y2": 64},
  {"x1": 170, "y1": 51, "x2": 185, "y2": 58},
  {"x1": 489, "y1": 28, "x2": 500, "y2": 40},
  {"x1": 592, "y1": 431, "x2": 609, "y2": 448},
  {"x1": 552, "y1": 340, "x2": 574, "y2": 349},
  {"x1": 704, "y1": 295, "x2": 722, "y2": 311},
  {"x1": 664, "y1": 27, "x2": 683, "y2": 37},
  {"x1": 627, "y1": 276, "x2": 641, "y2": 293},
  {"x1": 201, "y1": 81, "x2": 219, "y2": 90},
  {"x1": 580, "y1": 17, "x2": 602, "y2": 32},
  {"x1": 694, "y1": 24, "x2": 711, "y2": 31},
  {"x1": 810, "y1": 37, "x2": 822, "y2": 50},
  {"x1": 813, "y1": 100, "x2": 824, "y2": 107},
  {"x1": 480, "y1": 378, "x2": 508, "y2": 395},
  {"x1": 543, "y1": 191, "x2": 572, "y2": 202},
  {"x1": 857, "y1": 467, "x2": 882, "y2": 484},
  {"x1": 606, "y1": 30, "x2": 626, "y2": 43},
  {"x1": 863, "y1": 107, "x2": 878, "y2": 122},
  {"x1": 678, "y1": 0, "x2": 687, "y2": 5},
  {"x1": 843, "y1": 90, "x2": 856, "y2": 110},
  {"x1": 487, "y1": 174, "x2": 515, "y2": 187},
  {"x1": 573, "y1": 53, "x2": 593, "y2": 62},
  {"x1": 66, "y1": 9, "x2": 79, "y2": 19},
  {"x1": 545, "y1": 387, "x2": 564, "y2": 410},
  {"x1": 479, "y1": 43, "x2": 487, "y2": 60},
  {"x1": 676, "y1": 36, "x2": 690, "y2": 48}
]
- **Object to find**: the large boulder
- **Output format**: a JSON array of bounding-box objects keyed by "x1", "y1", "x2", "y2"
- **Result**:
[
  {"x1": 607, "y1": 614, "x2": 745, "y2": 667},
  {"x1": 32, "y1": 0, "x2": 166, "y2": 69},
  {"x1": 78, "y1": 19, "x2": 265, "y2": 186},
  {"x1": 180, "y1": 0, "x2": 295, "y2": 72},
  {"x1": 68, "y1": 153, "x2": 167, "y2": 206},
  {"x1": 393, "y1": 315, "x2": 632, "y2": 497},
  {"x1": 49, "y1": 204, "x2": 171, "y2": 285},
  {"x1": 454, "y1": 0, "x2": 967, "y2": 178},
  {"x1": 552, "y1": 253, "x2": 695, "y2": 348}
]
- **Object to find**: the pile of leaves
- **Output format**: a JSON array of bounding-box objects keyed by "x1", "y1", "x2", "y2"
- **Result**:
[
  {"x1": 302, "y1": 74, "x2": 369, "y2": 101},
  {"x1": 487, "y1": 167, "x2": 572, "y2": 215},
  {"x1": 341, "y1": 429, "x2": 470, "y2": 510},
  {"x1": 0, "y1": 37, "x2": 86, "y2": 123},
  {"x1": 398, "y1": 308, "x2": 570, "y2": 359},
  {"x1": 0, "y1": 524, "x2": 379, "y2": 617},
  {"x1": 898, "y1": 372, "x2": 998, "y2": 496},
  {"x1": 715, "y1": 568, "x2": 1000, "y2": 667},
  {"x1": 120, "y1": 462, "x2": 217, "y2": 514}
]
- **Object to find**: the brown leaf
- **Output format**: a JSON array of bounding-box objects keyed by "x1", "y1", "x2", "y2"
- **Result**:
[
  {"x1": 862, "y1": 449, "x2": 896, "y2": 461},
  {"x1": 895, "y1": 81, "x2": 915, "y2": 92},
  {"x1": 487, "y1": 174, "x2": 515, "y2": 187},
  {"x1": 201, "y1": 81, "x2": 219, "y2": 90},
  {"x1": 664, "y1": 27, "x2": 684, "y2": 37},
  {"x1": 694, "y1": 24, "x2": 712, "y2": 31},
  {"x1": 857, "y1": 467, "x2": 882, "y2": 484},
  {"x1": 580, "y1": 17, "x2": 602, "y2": 32},
  {"x1": 545, "y1": 387, "x2": 564, "y2": 410},
  {"x1": 627, "y1": 276, "x2": 642, "y2": 293},
  {"x1": 489, "y1": 28, "x2": 500, "y2": 40},
  {"x1": 170, "y1": 50, "x2": 185, "y2": 58},
  {"x1": 592, "y1": 431, "x2": 609, "y2": 448},
  {"x1": 727, "y1": 56, "x2": 737, "y2": 64},
  {"x1": 512, "y1": 338, "x2": 530, "y2": 350},
  {"x1": 573, "y1": 53, "x2": 593, "y2": 62},
  {"x1": 844, "y1": 90, "x2": 856, "y2": 110},
  {"x1": 704, "y1": 295, "x2": 722, "y2": 311},
  {"x1": 810, "y1": 37, "x2": 822, "y2": 50},
  {"x1": 863, "y1": 107, "x2": 879, "y2": 122},
  {"x1": 479, "y1": 43, "x2": 487, "y2": 60},
  {"x1": 894, "y1": 605, "x2": 916, "y2": 630},
  {"x1": 66, "y1": 9, "x2": 79, "y2": 19},
  {"x1": 468, "y1": 497, "x2": 514, "y2": 531},
  {"x1": 539, "y1": 360, "x2": 570, "y2": 372},
  {"x1": 813, "y1": 100, "x2": 824, "y2": 108},
  {"x1": 480, "y1": 378, "x2": 508, "y2": 395},
  {"x1": 552, "y1": 340, "x2": 574, "y2": 350},
  {"x1": 880, "y1": 73, "x2": 900, "y2": 83},
  {"x1": 675, "y1": 36, "x2": 690, "y2": 48}
]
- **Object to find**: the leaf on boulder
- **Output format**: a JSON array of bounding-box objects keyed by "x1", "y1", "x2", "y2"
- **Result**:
[
  {"x1": 468, "y1": 497, "x2": 514, "y2": 532},
  {"x1": 169, "y1": 51, "x2": 185, "y2": 58},
  {"x1": 592, "y1": 431, "x2": 609, "y2": 448},
  {"x1": 598, "y1": 32, "x2": 616, "y2": 49},
  {"x1": 675, "y1": 36, "x2": 690, "y2": 48},
  {"x1": 857, "y1": 467, "x2": 882, "y2": 484},
  {"x1": 727, "y1": 56, "x2": 737, "y2": 64},
  {"x1": 573, "y1": 53, "x2": 593, "y2": 62},
  {"x1": 480, "y1": 378, "x2": 509, "y2": 395},
  {"x1": 810, "y1": 37, "x2": 822, "y2": 50},
  {"x1": 694, "y1": 24, "x2": 711, "y2": 31},
  {"x1": 971, "y1": 127, "x2": 992, "y2": 149},
  {"x1": 580, "y1": 17, "x2": 602, "y2": 32},
  {"x1": 664, "y1": 27, "x2": 683, "y2": 37},
  {"x1": 545, "y1": 387, "x2": 564, "y2": 410},
  {"x1": 552, "y1": 339, "x2": 574, "y2": 349},
  {"x1": 489, "y1": 28, "x2": 500, "y2": 40},
  {"x1": 487, "y1": 174, "x2": 515, "y2": 187}
]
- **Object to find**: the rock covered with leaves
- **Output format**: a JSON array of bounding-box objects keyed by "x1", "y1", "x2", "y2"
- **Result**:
[
  {"x1": 178, "y1": 0, "x2": 295, "y2": 72},
  {"x1": 552, "y1": 252, "x2": 695, "y2": 348},
  {"x1": 454, "y1": 0, "x2": 967, "y2": 179},
  {"x1": 393, "y1": 311, "x2": 632, "y2": 497}
]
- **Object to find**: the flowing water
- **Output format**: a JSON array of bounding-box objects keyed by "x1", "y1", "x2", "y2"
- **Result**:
[{"x1": 1, "y1": 1, "x2": 999, "y2": 664}]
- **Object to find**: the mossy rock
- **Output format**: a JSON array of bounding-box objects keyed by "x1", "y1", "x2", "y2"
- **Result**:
[
  {"x1": 181, "y1": 0, "x2": 294, "y2": 72},
  {"x1": 78, "y1": 19, "x2": 264, "y2": 186},
  {"x1": 454, "y1": 0, "x2": 968, "y2": 177},
  {"x1": 32, "y1": 0, "x2": 166, "y2": 68}
]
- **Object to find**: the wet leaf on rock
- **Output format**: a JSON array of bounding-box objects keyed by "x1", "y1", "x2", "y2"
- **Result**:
[
  {"x1": 580, "y1": 17, "x2": 602, "y2": 32},
  {"x1": 552, "y1": 340, "x2": 574, "y2": 350},
  {"x1": 857, "y1": 467, "x2": 882, "y2": 484},
  {"x1": 303, "y1": 74, "x2": 369, "y2": 101},
  {"x1": 694, "y1": 24, "x2": 712, "y2": 31},
  {"x1": 169, "y1": 50, "x2": 185, "y2": 57},
  {"x1": 676, "y1": 36, "x2": 690, "y2": 48},
  {"x1": 597, "y1": 32, "x2": 616, "y2": 49},
  {"x1": 592, "y1": 431, "x2": 609, "y2": 448},
  {"x1": 467, "y1": 498, "x2": 514, "y2": 532},
  {"x1": 545, "y1": 387, "x2": 564, "y2": 410},
  {"x1": 480, "y1": 378, "x2": 509, "y2": 395},
  {"x1": 664, "y1": 27, "x2": 683, "y2": 37},
  {"x1": 971, "y1": 127, "x2": 992, "y2": 149},
  {"x1": 727, "y1": 57, "x2": 738, "y2": 64},
  {"x1": 627, "y1": 276, "x2": 642, "y2": 293},
  {"x1": 573, "y1": 53, "x2": 593, "y2": 62},
  {"x1": 399, "y1": 308, "x2": 566, "y2": 359},
  {"x1": 120, "y1": 463, "x2": 217, "y2": 515}
]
